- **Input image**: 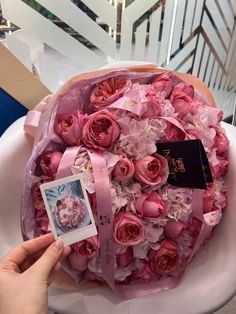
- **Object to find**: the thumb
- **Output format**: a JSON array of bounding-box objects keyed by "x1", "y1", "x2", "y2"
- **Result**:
[{"x1": 29, "y1": 239, "x2": 64, "y2": 280}]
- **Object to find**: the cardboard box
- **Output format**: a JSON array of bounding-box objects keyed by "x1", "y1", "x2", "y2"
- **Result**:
[{"x1": 0, "y1": 43, "x2": 50, "y2": 134}]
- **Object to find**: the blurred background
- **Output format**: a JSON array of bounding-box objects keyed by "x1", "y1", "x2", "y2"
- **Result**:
[{"x1": 0, "y1": 0, "x2": 236, "y2": 134}]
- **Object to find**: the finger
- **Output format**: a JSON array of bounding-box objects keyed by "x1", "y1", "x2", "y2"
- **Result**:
[
  {"x1": 20, "y1": 247, "x2": 48, "y2": 272},
  {"x1": 4, "y1": 233, "x2": 55, "y2": 265},
  {"x1": 54, "y1": 261, "x2": 61, "y2": 272},
  {"x1": 0, "y1": 260, "x2": 21, "y2": 274},
  {"x1": 63, "y1": 246, "x2": 72, "y2": 257},
  {"x1": 20, "y1": 245, "x2": 71, "y2": 272},
  {"x1": 48, "y1": 262, "x2": 61, "y2": 286},
  {"x1": 28, "y1": 239, "x2": 64, "y2": 280}
]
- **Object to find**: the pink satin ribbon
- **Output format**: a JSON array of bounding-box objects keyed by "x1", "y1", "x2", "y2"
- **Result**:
[
  {"x1": 189, "y1": 189, "x2": 222, "y2": 261},
  {"x1": 160, "y1": 116, "x2": 187, "y2": 134},
  {"x1": 88, "y1": 151, "x2": 115, "y2": 289},
  {"x1": 191, "y1": 189, "x2": 204, "y2": 220},
  {"x1": 24, "y1": 110, "x2": 41, "y2": 138},
  {"x1": 108, "y1": 98, "x2": 188, "y2": 138},
  {"x1": 109, "y1": 96, "x2": 146, "y2": 117},
  {"x1": 56, "y1": 147, "x2": 81, "y2": 179}
]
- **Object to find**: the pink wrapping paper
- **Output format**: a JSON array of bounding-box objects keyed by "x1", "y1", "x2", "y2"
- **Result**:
[{"x1": 21, "y1": 65, "x2": 227, "y2": 298}]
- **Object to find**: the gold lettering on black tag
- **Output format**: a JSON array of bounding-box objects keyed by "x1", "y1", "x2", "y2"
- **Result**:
[{"x1": 156, "y1": 139, "x2": 213, "y2": 189}]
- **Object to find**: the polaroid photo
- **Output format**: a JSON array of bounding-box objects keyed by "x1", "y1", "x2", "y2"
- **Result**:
[{"x1": 40, "y1": 174, "x2": 97, "y2": 246}]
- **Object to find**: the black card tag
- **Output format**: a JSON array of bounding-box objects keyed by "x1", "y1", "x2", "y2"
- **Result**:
[{"x1": 156, "y1": 139, "x2": 213, "y2": 189}]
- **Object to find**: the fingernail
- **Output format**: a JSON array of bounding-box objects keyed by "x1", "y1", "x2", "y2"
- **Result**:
[{"x1": 53, "y1": 240, "x2": 64, "y2": 252}]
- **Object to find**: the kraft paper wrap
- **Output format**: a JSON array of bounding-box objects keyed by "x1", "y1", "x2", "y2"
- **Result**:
[{"x1": 0, "y1": 43, "x2": 50, "y2": 109}]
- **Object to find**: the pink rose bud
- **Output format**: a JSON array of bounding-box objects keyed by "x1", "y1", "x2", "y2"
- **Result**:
[
  {"x1": 214, "y1": 130, "x2": 230, "y2": 154},
  {"x1": 215, "y1": 154, "x2": 229, "y2": 178},
  {"x1": 36, "y1": 213, "x2": 50, "y2": 234},
  {"x1": 134, "y1": 154, "x2": 169, "y2": 187},
  {"x1": 112, "y1": 158, "x2": 135, "y2": 181},
  {"x1": 39, "y1": 151, "x2": 63, "y2": 177},
  {"x1": 113, "y1": 212, "x2": 144, "y2": 246},
  {"x1": 163, "y1": 122, "x2": 186, "y2": 142},
  {"x1": 152, "y1": 73, "x2": 173, "y2": 98},
  {"x1": 55, "y1": 111, "x2": 87, "y2": 146},
  {"x1": 132, "y1": 263, "x2": 155, "y2": 282},
  {"x1": 135, "y1": 191, "x2": 165, "y2": 219},
  {"x1": 173, "y1": 82, "x2": 194, "y2": 98},
  {"x1": 164, "y1": 220, "x2": 187, "y2": 238},
  {"x1": 170, "y1": 84, "x2": 193, "y2": 118},
  {"x1": 203, "y1": 184, "x2": 215, "y2": 213},
  {"x1": 117, "y1": 247, "x2": 133, "y2": 268},
  {"x1": 68, "y1": 252, "x2": 88, "y2": 273},
  {"x1": 216, "y1": 109, "x2": 223, "y2": 122},
  {"x1": 72, "y1": 235, "x2": 100, "y2": 258},
  {"x1": 142, "y1": 89, "x2": 163, "y2": 118},
  {"x1": 149, "y1": 240, "x2": 179, "y2": 275},
  {"x1": 82, "y1": 110, "x2": 120, "y2": 150},
  {"x1": 208, "y1": 107, "x2": 223, "y2": 123},
  {"x1": 90, "y1": 76, "x2": 131, "y2": 110},
  {"x1": 31, "y1": 182, "x2": 46, "y2": 211}
]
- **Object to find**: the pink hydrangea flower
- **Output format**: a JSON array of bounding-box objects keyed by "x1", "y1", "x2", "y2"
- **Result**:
[{"x1": 39, "y1": 151, "x2": 63, "y2": 177}]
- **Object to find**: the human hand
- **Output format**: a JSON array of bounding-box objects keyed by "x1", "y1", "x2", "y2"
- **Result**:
[{"x1": 0, "y1": 233, "x2": 71, "y2": 314}]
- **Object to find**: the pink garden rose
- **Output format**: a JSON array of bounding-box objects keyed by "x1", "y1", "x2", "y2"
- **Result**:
[
  {"x1": 203, "y1": 184, "x2": 215, "y2": 213},
  {"x1": 55, "y1": 195, "x2": 85, "y2": 229},
  {"x1": 90, "y1": 76, "x2": 131, "y2": 110},
  {"x1": 134, "y1": 154, "x2": 169, "y2": 187},
  {"x1": 213, "y1": 129, "x2": 230, "y2": 154},
  {"x1": 149, "y1": 240, "x2": 179, "y2": 275},
  {"x1": 113, "y1": 212, "x2": 144, "y2": 246},
  {"x1": 36, "y1": 213, "x2": 50, "y2": 234},
  {"x1": 32, "y1": 182, "x2": 46, "y2": 211},
  {"x1": 68, "y1": 253, "x2": 88, "y2": 273},
  {"x1": 135, "y1": 191, "x2": 165, "y2": 219},
  {"x1": 164, "y1": 220, "x2": 187, "y2": 238},
  {"x1": 173, "y1": 82, "x2": 194, "y2": 98},
  {"x1": 132, "y1": 263, "x2": 155, "y2": 281},
  {"x1": 39, "y1": 151, "x2": 63, "y2": 177},
  {"x1": 73, "y1": 235, "x2": 100, "y2": 258},
  {"x1": 152, "y1": 73, "x2": 173, "y2": 98},
  {"x1": 112, "y1": 157, "x2": 135, "y2": 181},
  {"x1": 142, "y1": 88, "x2": 163, "y2": 118},
  {"x1": 117, "y1": 247, "x2": 133, "y2": 268},
  {"x1": 82, "y1": 110, "x2": 120, "y2": 150},
  {"x1": 56, "y1": 111, "x2": 87, "y2": 146},
  {"x1": 170, "y1": 83, "x2": 194, "y2": 118},
  {"x1": 215, "y1": 154, "x2": 229, "y2": 178},
  {"x1": 163, "y1": 122, "x2": 186, "y2": 141}
]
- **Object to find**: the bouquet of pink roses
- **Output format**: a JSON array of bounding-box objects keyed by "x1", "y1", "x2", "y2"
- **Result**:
[{"x1": 22, "y1": 65, "x2": 229, "y2": 298}]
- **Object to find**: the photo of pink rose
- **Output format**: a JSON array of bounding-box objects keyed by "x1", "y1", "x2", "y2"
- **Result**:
[{"x1": 41, "y1": 176, "x2": 96, "y2": 239}]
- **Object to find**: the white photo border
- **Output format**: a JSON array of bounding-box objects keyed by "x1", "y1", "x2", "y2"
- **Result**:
[{"x1": 40, "y1": 174, "x2": 97, "y2": 246}]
